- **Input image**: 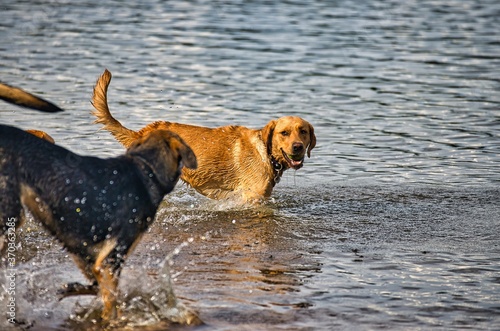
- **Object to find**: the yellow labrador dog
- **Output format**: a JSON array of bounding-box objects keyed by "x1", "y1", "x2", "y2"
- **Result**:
[{"x1": 91, "y1": 69, "x2": 316, "y2": 203}]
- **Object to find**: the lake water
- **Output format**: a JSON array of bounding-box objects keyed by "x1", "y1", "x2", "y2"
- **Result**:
[{"x1": 1, "y1": 0, "x2": 499, "y2": 330}]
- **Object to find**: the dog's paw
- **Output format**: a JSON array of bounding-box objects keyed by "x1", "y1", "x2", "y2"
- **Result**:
[{"x1": 57, "y1": 282, "x2": 98, "y2": 300}]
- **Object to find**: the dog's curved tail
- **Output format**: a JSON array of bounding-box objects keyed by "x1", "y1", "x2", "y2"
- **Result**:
[{"x1": 91, "y1": 69, "x2": 139, "y2": 148}]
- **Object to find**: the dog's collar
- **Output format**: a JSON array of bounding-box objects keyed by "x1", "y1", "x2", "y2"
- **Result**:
[{"x1": 270, "y1": 156, "x2": 284, "y2": 185}]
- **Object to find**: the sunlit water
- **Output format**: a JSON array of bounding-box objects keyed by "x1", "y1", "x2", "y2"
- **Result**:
[{"x1": 1, "y1": 0, "x2": 499, "y2": 330}]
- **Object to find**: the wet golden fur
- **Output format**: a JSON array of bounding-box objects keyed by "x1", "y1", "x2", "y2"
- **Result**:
[{"x1": 91, "y1": 69, "x2": 316, "y2": 203}]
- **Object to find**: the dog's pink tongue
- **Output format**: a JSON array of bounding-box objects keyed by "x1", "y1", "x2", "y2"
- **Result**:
[{"x1": 290, "y1": 159, "x2": 303, "y2": 169}]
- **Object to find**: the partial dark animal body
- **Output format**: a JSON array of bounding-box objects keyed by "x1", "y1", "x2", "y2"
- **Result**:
[
  {"x1": 0, "y1": 125, "x2": 196, "y2": 320},
  {"x1": 1, "y1": 79, "x2": 61, "y2": 142},
  {"x1": 0, "y1": 82, "x2": 63, "y2": 112}
]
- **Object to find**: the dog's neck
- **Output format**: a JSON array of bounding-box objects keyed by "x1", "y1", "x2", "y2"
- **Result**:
[
  {"x1": 270, "y1": 156, "x2": 285, "y2": 186},
  {"x1": 130, "y1": 155, "x2": 169, "y2": 203}
]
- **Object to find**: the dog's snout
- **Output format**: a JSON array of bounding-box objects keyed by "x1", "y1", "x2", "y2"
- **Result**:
[{"x1": 292, "y1": 142, "x2": 304, "y2": 153}]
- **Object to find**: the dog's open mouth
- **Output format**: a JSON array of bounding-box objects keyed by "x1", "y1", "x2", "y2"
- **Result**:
[{"x1": 281, "y1": 149, "x2": 304, "y2": 170}]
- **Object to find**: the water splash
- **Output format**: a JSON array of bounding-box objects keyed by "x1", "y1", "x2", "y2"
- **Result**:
[{"x1": 66, "y1": 239, "x2": 202, "y2": 330}]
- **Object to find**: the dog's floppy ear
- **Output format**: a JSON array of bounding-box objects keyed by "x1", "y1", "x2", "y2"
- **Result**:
[
  {"x1": 307, "y1": 123, "x2": 316, "y2": 158},
  {"x1": 169, "y1": 135, "x2": 197, "y2": 170},
  {"x1": 127, "y1": 130, "x2": 196, "y2": 188},
  {"x1": 262, "y1": 120, "x2": 276, "y2": 156}
]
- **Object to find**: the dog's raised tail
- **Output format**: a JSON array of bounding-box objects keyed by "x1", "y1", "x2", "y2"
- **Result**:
[{"x1": 91, "y1": 69, "x2": 139, "y2": 148}]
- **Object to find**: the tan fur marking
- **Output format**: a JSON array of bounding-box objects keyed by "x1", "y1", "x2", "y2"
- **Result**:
[
  {"x1": 91, "y1": 238, "x2": 119, "y2": 320},
  {"x1": 25, "y1": 129, "x2": 55, "y2": 143}
]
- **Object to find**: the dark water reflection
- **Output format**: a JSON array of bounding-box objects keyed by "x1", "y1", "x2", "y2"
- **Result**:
[{"x1": 1, "y1": 0, "x2": 499, "y2": 329}]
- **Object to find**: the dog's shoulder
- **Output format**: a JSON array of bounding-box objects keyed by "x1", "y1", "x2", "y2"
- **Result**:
[
  {"x1": 141, "y1": 121, "x2": 172, "y2": 131},
  {"x1": 211, "y1": 124, "x2": 259, "y2": 140}
]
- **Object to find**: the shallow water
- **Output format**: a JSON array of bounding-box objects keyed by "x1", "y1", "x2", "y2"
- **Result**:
[{"x1": 1, "y1": 0, "x2": 499, "y2": 330}]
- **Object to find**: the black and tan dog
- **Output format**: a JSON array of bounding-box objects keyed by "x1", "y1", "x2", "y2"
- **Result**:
[{"x1": 0, "y1": 125, "x2": 197, "y2": 320}]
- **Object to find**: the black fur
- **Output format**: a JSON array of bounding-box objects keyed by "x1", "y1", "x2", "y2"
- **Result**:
[{"x1": 0, "y1": 124, "x2": 196, "y2": 317}]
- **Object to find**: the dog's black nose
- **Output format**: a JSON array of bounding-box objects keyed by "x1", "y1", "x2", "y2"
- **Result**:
[{"x1": 292, "y1": 142, "x2": 304, "y2": 153}]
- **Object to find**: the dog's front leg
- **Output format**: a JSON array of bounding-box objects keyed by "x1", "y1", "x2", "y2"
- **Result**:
[
  {"x1": 93, "y1": 263, "x2": 119, "y2": 321},
  {"x1": 91, "y1": 238, "x2": 119, "y2": 321}
]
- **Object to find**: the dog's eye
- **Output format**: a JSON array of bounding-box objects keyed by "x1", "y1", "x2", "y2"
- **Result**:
[
  {"x1": 300, "y1": 129, "x2": 308, "y2": 135},
  {"x1": 280, "y1": 131, "x2": 289, "y2": 136}
]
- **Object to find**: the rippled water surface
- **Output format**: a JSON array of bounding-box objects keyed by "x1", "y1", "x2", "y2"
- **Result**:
[{"x1": 1, "y1": 0, "x2": 499, "y2": 330}]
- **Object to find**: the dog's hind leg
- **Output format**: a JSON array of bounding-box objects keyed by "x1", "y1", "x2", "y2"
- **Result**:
[
  {"x1": 0, "y1": 210, "x2": 25, "y2": 259},
  {"x1": 0, "y1": 209, "x2": 25, "y2": 261},
  {"x1": 0, "y1": 174, "x2": 25, "y2": 257}
]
